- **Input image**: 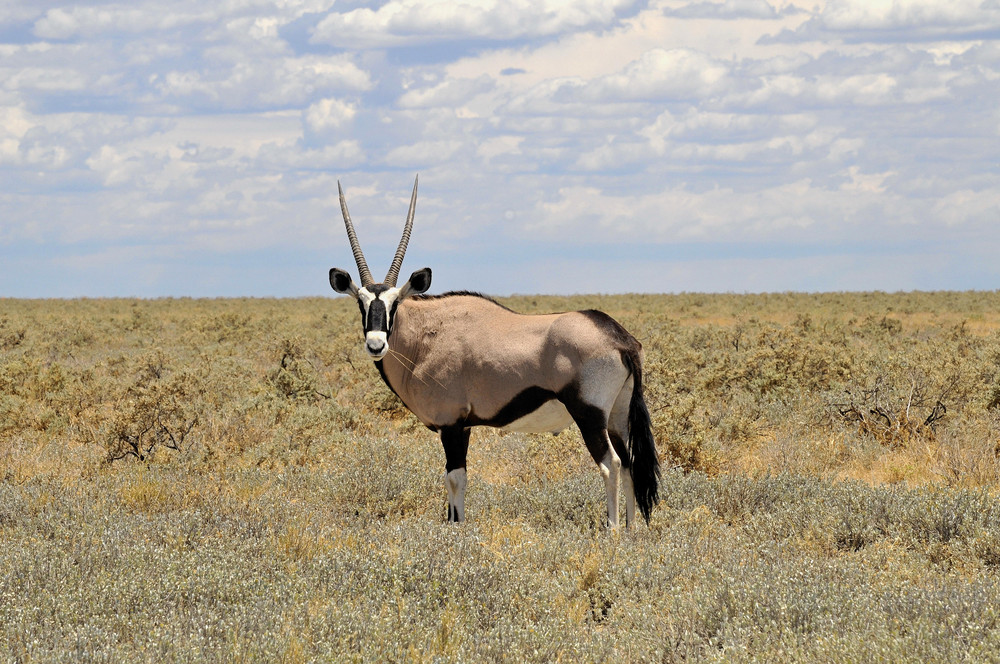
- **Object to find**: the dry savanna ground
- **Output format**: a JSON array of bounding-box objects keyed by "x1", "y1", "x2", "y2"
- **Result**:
[{"x1": 3, "y1": 291, "x2": 1000, "y2": 662}]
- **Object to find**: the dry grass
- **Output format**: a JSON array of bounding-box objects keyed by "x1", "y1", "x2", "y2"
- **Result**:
[{"x1": 3, "y1": 291, "x2": 1000, "y2": 661}]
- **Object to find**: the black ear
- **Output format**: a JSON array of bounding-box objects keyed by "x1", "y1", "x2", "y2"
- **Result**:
[
  {"x1": 329, "y1": 268, "x2": 358, "y2": 296},
  {"x1": 401, "y1": 267, "x2": 432, "y2": 297}
]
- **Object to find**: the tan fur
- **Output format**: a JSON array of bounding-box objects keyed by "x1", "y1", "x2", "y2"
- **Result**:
[{"x1": 379, "y1": 295, "x2": 630, "y2": 430}]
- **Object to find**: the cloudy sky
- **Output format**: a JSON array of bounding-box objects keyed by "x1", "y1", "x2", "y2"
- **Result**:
[{"x1": 2, "y1": 0, "x2": 999, "y2": 298}]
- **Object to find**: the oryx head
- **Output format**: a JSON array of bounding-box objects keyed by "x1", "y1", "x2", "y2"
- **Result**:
[{"x1": 330, "y1": 176, "x2": 432, "y2": 360}]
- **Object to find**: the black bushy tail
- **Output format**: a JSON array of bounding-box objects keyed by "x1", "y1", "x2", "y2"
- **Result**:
[{"x1": 624, "y1": 351, "x2": 660, "y2": 523}]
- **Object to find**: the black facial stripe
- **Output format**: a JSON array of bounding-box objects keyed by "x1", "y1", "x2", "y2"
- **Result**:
[{"x1": 366, "y1": 299, "x2": 388, "y2": 334}]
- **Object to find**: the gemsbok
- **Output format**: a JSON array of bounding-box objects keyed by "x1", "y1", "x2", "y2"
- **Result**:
[{"x1": 329, "y1": 177, "x2": 660, "y2": 528}]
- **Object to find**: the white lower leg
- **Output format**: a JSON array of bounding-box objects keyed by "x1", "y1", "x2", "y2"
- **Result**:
[
  {"x1": 622, "y1": 470, "x2": 636, "y2": 529},
  {"x1": 598, "y1": 449, "x2": 622, "y2": 529},
  {"x1": 446, "y1": 468, "x2": 467, "y2": 522}
]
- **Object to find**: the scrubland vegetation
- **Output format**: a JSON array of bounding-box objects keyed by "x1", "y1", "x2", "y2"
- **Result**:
[{"x1": 3, "y1": 291, "x2": 1000, "y2": 662}]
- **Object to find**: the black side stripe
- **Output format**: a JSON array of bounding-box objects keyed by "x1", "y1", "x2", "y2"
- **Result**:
[{"x1": 461, "y1": 386, "x2": 558, "y2": 428}]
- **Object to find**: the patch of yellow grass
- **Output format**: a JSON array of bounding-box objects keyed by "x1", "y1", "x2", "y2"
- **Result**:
[
  {"x1": 479, "y1": 519, "x2": 538, "y2": 564},
  {"x1": 116, "y1": 468, "x2": 196, "y2": 513}
]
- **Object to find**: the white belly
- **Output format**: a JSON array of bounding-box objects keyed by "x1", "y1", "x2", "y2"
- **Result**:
[{"x1": 501, "y1": 400, "x2": 574, "y2": 434}]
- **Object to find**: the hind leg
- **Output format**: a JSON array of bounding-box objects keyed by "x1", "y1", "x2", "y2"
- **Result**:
[
  {"x1": 565, "y1": 399, "x2": 622, "y2": 528},
  {"x1": 621, "y1": 468, "x2": 636, "y2": 528},
  {"x1": 591, "y1": 432, "x2": 622, "y2": 529},
  {"x1": 601, "y1": 438, "x2": 622, "y2": 528},
  {"x1": 441, "y1": 426, "x2": 470, "y2": 523},
  {"x1": 611, "y1": 430, "x2": 637, "y2": 528},
  {"x1": 609, "y1": 378, "x2": 637, "y2": 528}
]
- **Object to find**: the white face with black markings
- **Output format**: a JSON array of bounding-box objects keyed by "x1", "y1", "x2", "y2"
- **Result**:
[
  {"x1": 329, "y1": 266, "x2": 432, "y2": 362},
  {"x1": 357, "y1": 285, "x2": 402, "y2": 360}
]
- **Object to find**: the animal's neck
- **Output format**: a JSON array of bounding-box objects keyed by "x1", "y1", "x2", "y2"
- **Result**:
[{"x1": 378, "y1": 300, "x2": 425, "y2": 396}]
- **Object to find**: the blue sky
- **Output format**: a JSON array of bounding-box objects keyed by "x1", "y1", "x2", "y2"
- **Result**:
[{"x1": 1, "y1": 0, "x2": 999, "y2": 298}]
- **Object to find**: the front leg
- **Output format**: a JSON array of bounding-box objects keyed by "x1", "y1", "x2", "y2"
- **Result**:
[{"x1": 441, "y1": 426, "x2": 471, "y2": 523}]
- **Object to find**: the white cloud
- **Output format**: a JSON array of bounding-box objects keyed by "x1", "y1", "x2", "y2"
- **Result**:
[
  {"x1": 665, "y1": 0, "x2": 786, "y2": 20},
  {"x1": 310, "y1": 0, "x2": 638, "y2": 48},
  {"x1": 528, "y1": 167, "x2": 1000, "y2": 249},
  {"x1": 840, "y1": 165, "x2": 894, "y2": 194},
  {"x1": 475, "y1": 135, "x2": 524, "y2": 162},
  {"x1": 585, "y1": 48, "x2": 732, "y2": 101},
  {"x1": 820, "y1": 0, "x2": 995, "y2": 31},
  {"x1": 932, "y1": 189, "x2": 1000, "y2": 227},
  {"x1": 398, "y1": 75, "x2": 495, "y2": 109},
  {"x1": 642, "y1": 109, "x2": 819, "y2": 148},
  {"x1": 155, "y1": 54, "x2": 371, "y2": 110},
  {"x1": 33, "y1": 6, "x2": 210, "y2": 39},
  {"x1": 0, "y1": 105, "x2": 32, "y2": 163},
  {"x1": 256, "y1": 139, "x2": 365, "y2": 171},
  {"x1": 384, "y1": 140, "x2": 465, "y2": 168},
  {"x1": 304, "y1": 97, "x2": 357, "y2": 133},
  {"x1": 2, "y1": 46, "x2": 118, "y2": 96},
  {"x1": 814, "y1": 72, "x2": 898, "y2": 104},
  {"x1": 767, "y1": 0, "x2": 1000, "y2": 42},
  {"x1": 498, "y1": 47, "x2": 735, "y2": 118},
  {"x1": 530, "y1": 182, "x2": 830, "y2": 243},
  {"x1": 85, "y1": 144, "x2": 165, "y2": 187},
  {"x1": 728, "y1": 47, "x2": 969, "y2": 111}
]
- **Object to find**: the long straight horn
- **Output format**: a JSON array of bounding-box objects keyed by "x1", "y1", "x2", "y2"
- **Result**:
[
  {"x1": 338, "y1": 180, "x2": 374, "y2": 287},
  {"x1": 385, "y1": 175, "x2": 418, "y2": 287}
]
